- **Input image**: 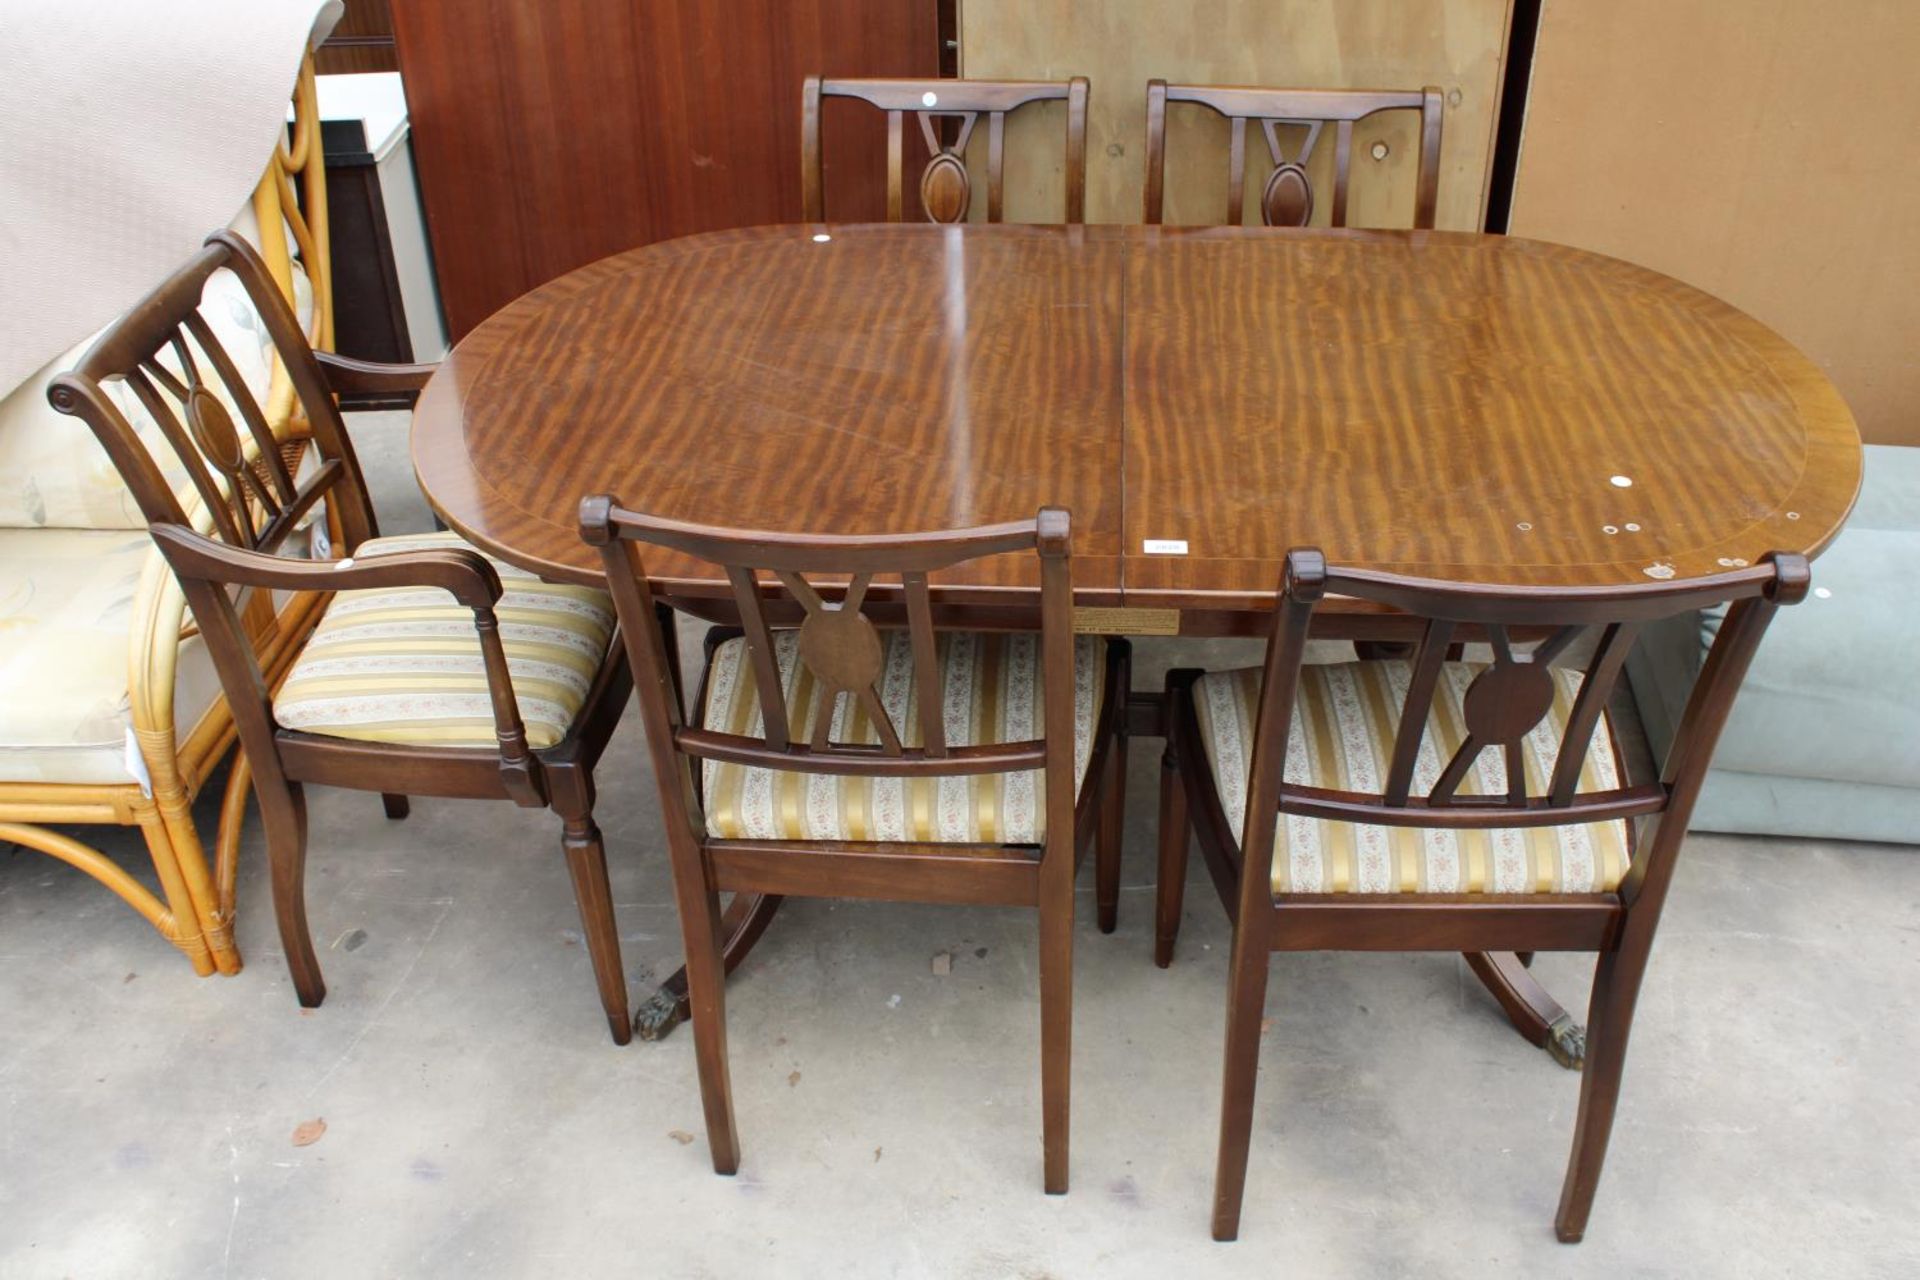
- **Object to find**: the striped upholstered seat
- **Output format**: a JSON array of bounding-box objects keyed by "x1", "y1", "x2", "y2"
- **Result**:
[
  {"x1": 273, "y1": 532, "x2": 614, "y2": 750},
  {"x1": 700, "y1": 631, "x2": 1106, "y2": 844},
  {"x1": 1193, "y1": 661, "x2": 1631, "y2": 895}
]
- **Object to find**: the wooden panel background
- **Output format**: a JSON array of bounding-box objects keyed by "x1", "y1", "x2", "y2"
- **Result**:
[
  {"x1": 957, "y1": 0, "x2": 1513, "y2": 230},
  {"x1": 1510, "y1": 0, "x2": 1918, "y2": 446},
  {"x1": 391, "y1": 0, "x2": 938, "y2": 339}
]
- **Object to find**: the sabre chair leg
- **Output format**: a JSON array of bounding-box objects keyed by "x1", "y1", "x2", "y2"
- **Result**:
[
  {"x1": 381, "y1": 793, "x2": 410, "y2": 820},
  {"x1": 1555, "y1": 941, "x2": 1652, "y2": 1243},
  {"x1": 1211, "y1": 915, "x2": 1273, "y2": 1241},
  {"x1": 1038, "y1": 858, "x2": 1076, "y2": 1194},
  {"x1": 261, "y1": 781, "x2": 324, "y2": 1007},
  {"x1": 551, "y1": 768, "x2": 632, "y2": 1046},
  {"x1": 672, "y1": 853, "x2": 740, "y2": 1175},
  {"x1": 1095, "y1": 727, "x2": 1127, "y2": 934}
]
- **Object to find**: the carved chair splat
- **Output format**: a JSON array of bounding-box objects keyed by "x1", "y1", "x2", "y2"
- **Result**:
[
  {"x1": 582, "y1": 499, "x2": 1131, "y2": 1194},
  {"x1": 1154, "y1": 547, "x2": 1810, "y2": 1242},
  {"x1": 51, "y1": 231, "x2": 640, "y2": 1045},
  {"x1": 803, "y1": 76, "x2": 1090, "y2": 224},
  {"x1": 1144, "y1": 81, "x2": 1444, "y2": 228}
]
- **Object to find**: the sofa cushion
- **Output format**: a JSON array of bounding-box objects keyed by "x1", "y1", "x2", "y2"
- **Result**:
[
  {"x1": 1697, "y1": 526, "x2": 1920, "y2": 789},
  {"x1": 700, "y1": 631, "x2": 1107, "y2": 844},
  {"x1": 0, "y1": 264, "x2": 311, "y2": 530},
  {"x1": 1689, "y1": 770, "x2": 1920, "y2": 845},
  {"x1": 1625, "y1": 444, "x2": 1920, "y2": 841},
  {"x1": 1192, "y1": 661, "x2": 1631, "y2": 895},
  {"x1": 272, "y1": 532, "x2": 615, "y2": 751},
  {"x1": 0, "y1": 528, "x2": 222, "y2": 784}
]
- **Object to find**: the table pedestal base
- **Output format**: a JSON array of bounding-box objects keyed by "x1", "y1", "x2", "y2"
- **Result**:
[
  {"x1": 633, "y1": 892, "x2": 783, "y2": 1042},
  {"x1": 1464, "y1": 950, "x2": 1586, "y2": 1070}
]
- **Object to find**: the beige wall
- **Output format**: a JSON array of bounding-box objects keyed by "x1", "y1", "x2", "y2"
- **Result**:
[
  {"x1": 1511, "y1": 0, "x2": 1917, "y2": 446},
  {"x1": 959, "y1": 0, "x2": 1514, "y2": 230}
]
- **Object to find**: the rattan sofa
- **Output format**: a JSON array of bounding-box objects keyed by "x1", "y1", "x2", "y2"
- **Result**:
[{"x1": 0, "y1": 56, "x2": 334, "y2": 974}]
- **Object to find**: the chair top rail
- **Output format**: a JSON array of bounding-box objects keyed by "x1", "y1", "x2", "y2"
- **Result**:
[
  {"x1": 71, "y1": 243, "x2": 232, "y2": 385},
  {"x1": 814, "y1": 77, "x2": 1085, "y2": 113},
  {"x1": 1310, "y1": 556, "x2": 1809, "y2": 624},
  {"x1": 1153, "y1": 81, "x2": 1438, "y2": 122},
  {"x1": 580, "y1": 500, "x2": 1060, "y2": 573}
]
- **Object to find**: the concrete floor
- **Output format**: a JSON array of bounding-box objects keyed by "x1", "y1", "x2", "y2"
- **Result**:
[{"x1": 2, "y1": 416, "x2": 1916, "y2": 1278}]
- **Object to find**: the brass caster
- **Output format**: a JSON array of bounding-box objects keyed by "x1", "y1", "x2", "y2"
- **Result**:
[
  {"x1": 632, "y1": 989, "x2": 686, "y2": 1042},
  {"x1": 1546, "y1": 1013, "x2": 1587, "y2": 1071}
]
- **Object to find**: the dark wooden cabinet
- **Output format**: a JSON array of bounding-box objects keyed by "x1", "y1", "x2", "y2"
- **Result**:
[
  {"x1": 392, "y1": 0, "x2": 942, "y2": 339},
  {"x1": 317, "y1": 0, "x2": 399, "y2": 75}
]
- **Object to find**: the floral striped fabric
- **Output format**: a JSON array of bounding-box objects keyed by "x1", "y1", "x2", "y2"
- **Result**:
[
  {"x1": 700, "y1": 631, "x2": 1105, "y2": 844},
  {"x1": 273, "y1": 532, "x2": 614, "y2": 750},
  {"x1": 1193, "y1": 660, "x2": 1631, "y2": 895}
]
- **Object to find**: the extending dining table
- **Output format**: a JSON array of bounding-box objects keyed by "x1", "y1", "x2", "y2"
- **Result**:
[{"x1": 410, "y1": 221, "x2": 1861, "y2": 1054}]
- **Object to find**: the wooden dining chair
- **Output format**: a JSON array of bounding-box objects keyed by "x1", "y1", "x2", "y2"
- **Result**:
[
  {"x1": 802, "y1": 75, "x2": 1090, "y2": 224},
  {"x1": 1143, "y1": 81, "x2": 1443, "y2": 228},
  {"x1": 580, "y1": 499, "x2": 1129, "y2": 1192},
  {"x1": 1154, "y1": 548, "x2": 1811, "y2": 1241},
  {"x1": 49, "y1": 230, "x2": 639, "y2": 1044}
]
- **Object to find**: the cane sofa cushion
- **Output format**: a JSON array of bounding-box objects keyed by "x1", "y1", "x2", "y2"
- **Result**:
[
  {"x1": 0, "y1": 528, "x2": 222, "y2": 784},
  {"x1": 0, "y1": 265, "x2": 311, "y2": 531}
]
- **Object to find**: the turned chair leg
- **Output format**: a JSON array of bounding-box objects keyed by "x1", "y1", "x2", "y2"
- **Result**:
[
  {"x1": 1555, "y1": 941, "x2": 1652, "y2": 1242},
  {"x1": 550, "y1": 768, "x2": 632, "y2": 1046},
  {"x1": 381, "y1": 793, "x2": 410, "y2": 820},
  {"x1": 260, "y1": 781, "x2": 324, "y2": 1007},
  {"x1": 1095, "y1": 728, "x2": 1127, "y2": 934}
]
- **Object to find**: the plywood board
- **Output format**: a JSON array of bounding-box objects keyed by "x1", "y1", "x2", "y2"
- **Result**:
[
  {"x1": 958, "y1": 0, "x2": 1513, "y2": 230},
  {"x1": 1511, "y1": 0, "x2": 1916, "y2": 445}
]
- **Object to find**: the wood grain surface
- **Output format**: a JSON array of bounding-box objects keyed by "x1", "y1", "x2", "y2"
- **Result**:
[
  {"x1": 411, "y1": 223, "x2": 1861, "y2": 606},
  {"x1": 1123, "y1": 227, "x2": 1860, "y2": 606},
  {"x1": 414, "y1": 224, "x2": 1125, "y2": 601}
]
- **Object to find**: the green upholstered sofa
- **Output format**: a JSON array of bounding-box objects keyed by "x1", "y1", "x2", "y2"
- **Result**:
[{"x1": 1629, "y1": 443, "x2": 1919, "y2": 844}]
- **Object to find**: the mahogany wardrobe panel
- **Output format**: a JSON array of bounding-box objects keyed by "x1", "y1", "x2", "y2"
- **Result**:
[{"x1": 392, "y1": 0, "x2": 944, "y2": 339}]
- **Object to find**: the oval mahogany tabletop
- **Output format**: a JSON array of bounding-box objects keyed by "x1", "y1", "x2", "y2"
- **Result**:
[{"x1": 411, "y1": 223, "x2": 1861, "y2": 608}]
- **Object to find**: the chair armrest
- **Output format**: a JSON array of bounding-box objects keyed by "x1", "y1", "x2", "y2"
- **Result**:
[
  {"x1": 149, "y1": 523, "x2": 499, "y2": 607},
  {"x1": 147, "y1": 521, "x2": 545, "y2": 801},
  {"x1": 313, "y1": 350, "x2": 439, "y2": 403}
]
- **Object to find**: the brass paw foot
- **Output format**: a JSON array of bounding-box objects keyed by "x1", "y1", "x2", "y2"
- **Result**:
[
  {"x1": 1546, "y1": 1014, "x2": 1587, "y2": 1071},
  {"x1": 632, "y1": 989, "x2": 686, "y2": 1042}
]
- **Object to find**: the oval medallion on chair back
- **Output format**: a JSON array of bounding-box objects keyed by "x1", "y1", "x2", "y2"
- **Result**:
[
  {"x1": 1214, "y1": 548, "x2": 1815, "y2": 894},
  {"x1": 919, "y1": 151, "x2": 973, "y2": 224},
  {"x1": 49, "y1": 231, "x2": 377, "y2": 559},
  {"x1": 1144, "y1": 81, "x2": 1445, "y2": 229},
  {"x1": 802, "y1": 76, "x2": 1091, "y2": 224}
]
